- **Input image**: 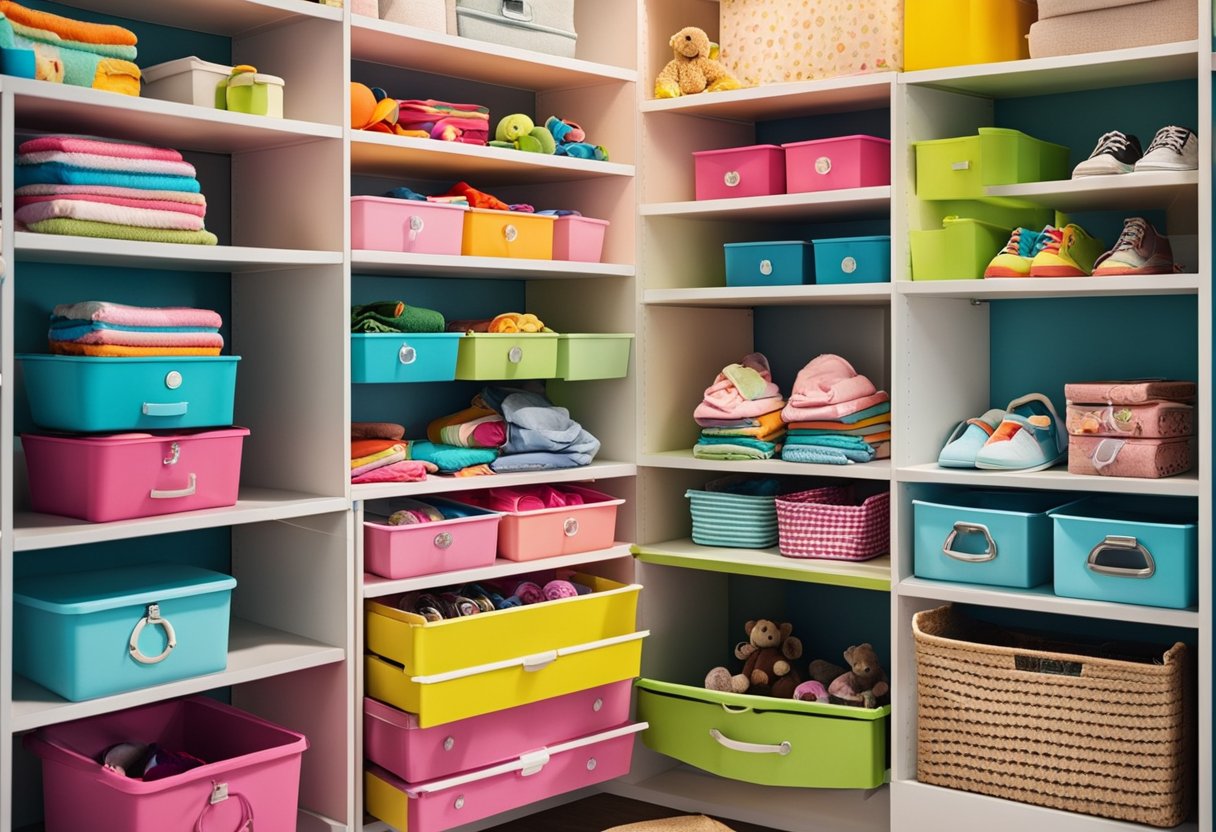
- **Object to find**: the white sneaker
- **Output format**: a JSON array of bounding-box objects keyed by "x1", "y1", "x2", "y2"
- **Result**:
[{"x1": 1134, "y1": 126, "x2": 1198, "y2": 172}]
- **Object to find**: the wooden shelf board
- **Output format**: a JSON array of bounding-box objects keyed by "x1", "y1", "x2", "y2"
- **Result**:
[
  {"x1": 897, "y1": 274, "x2": 1200, "y2": 300},
  {"x1": 351, "y1": 16, "x2": 636, "y2": 88},
  {"x1": 51, "y1": 0, "x2": 341, "y2": 35},
  {"x1": 13, "y1": 489, "x2": 348, "y2": 552},
  {"x1": 644, "y1": 283, "x2": 891, "y2": 307},
  {"x1": 635, "y1": 538, "x2": 890, "y2": 591},
  {"x1": 642, "y1": 451, "x2": 892, "y2": 481},
  {"x1": 9, "y1": 78, "x2": 341, "y2": 154},
  {"x1": 641, "y1": 187, "x2": 891, "y2": 221},
  {"x1": 897, "y1": 577, "x2": 1198, "y2": 628},
  {"x1": 640, "y1": 73, "x2": 894, "y2": 121},
  {"x1": 15, "y1": 232, "x2": 343, "y2": 272},
  {"x1": 983, "y1": 170, "x2": 1198, "y2": 210},
  {"x1": 364, "y1": 543, "x2": 634, "y2": 597},
  {"x1": 352, "y1": 250, "x2": 634, "y2": 279},
  {"x1": 11, "y1": 619, "x2": 344, "y2": 731},
  {"x1": 350, "y1": 133, "x2": 634, "y2": 184},
  {"x1": 896, "y1": 462, "x2": 1200, "y2": 497},
  {"x1": 351, "y1": 460, "x2": 637, "y2": 501}
]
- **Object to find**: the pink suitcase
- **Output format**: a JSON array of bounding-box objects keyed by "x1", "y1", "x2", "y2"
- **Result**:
[
  {"x1": 351, "y1": 196, "x2": 468, "y2": 254},
  {"x1": 453, "y1": 485, "x2": 624, "y2": 560},
  {"x1": 693, "y1": 144, "x2": 786, "y2": 201},
  {"x1": 552, "y1": 216, "x2": 609, "y2": 262},
  {"x1": 1068, "y1": 435, "x2": 1195, "y2": 478},
  {"x1": 364, "y1": 680, "x2": 632, "y2": 782},
  {"x1": 364, "y1": 499, "x2": 501, "y2": 580},
  {"x1": 1066, "y1": 401, "x2": 1194, "y2": 439},
  {"x1": 783, "y1": 135, "x2": 891, "y2": 194},
  {"x1": 22, "y1": 427, "x2": 248, "y2": 522},
  {"x1": 1064, "y1": 379, "x2": 1197, "y2": 405}
]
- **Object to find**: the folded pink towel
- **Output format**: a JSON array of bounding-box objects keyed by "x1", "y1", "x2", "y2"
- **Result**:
[
  {"x1": 16, "y1": 183, "x2": 207, "y2": 208},
  {"x1": 51, "y1": 330, "x2": 224, "y2": 349},
  {"x1": 782, "y1": 391, "x2": 890, "y2": 423},
  {"x1": 786, "y1": 354, "x2": 877, "y2": 408},
  {"x1": 18, "y1": 136, "x2": 185, "y2": 163},
  {"x1": 694, "y1": 352, "x2": 786, "y2": 423},
  {"x1": 352, "y1": 459, "x2": 436, "y2": 484},
  {"x1": 16, "y1": 193, "x2": 208, "y2": 217},
  {"x1": 15, "y1": 200, "x2": 205, "y2": 231},
  {"x1": 18, "y1": 152, "x2": 198, "y2": 179},
  {"x1": 52, "y1": 301, "x2": 222, "y2": 329}
]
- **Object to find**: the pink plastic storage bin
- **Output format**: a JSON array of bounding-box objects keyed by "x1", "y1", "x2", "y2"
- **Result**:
[
  {"x1": 22, "y1": 427, "x2": 249, "y2": 522},
  {"x1": 454, "y1": 485, "x2": 624, "y2": 560},
  {"x1": 783, "y1": 135, "x2": 891, "y2": 194},
  {"x1": 25, "y1": 696, "x2": 307, "y2": 832},
  {"x1": 693, "y1": 144, "x2": 786, "y2": 200},
  {"x1": 552, "y1": 216, "x2": 609, "y2": 262},
  {"x1": 365, "y1": 723, "x2": 646, "y2": 832},
  {"x1": 364, "y1": 680, "x2": 632, "y2": 782},
  {"x1": 364, "y1": 498, "x2": 502, "y2": 580},
  {"x1": 351, "y1": 196, "x2": 468, "y2": 254}
]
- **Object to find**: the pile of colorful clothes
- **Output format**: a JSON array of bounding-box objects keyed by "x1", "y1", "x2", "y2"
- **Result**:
[
  {"x1": 781, "y1": 354, "x2": 891, "y2": 464},
  {"x1": 352, "y1": 300, "x2": 444, "y2": 334},
  {"x1": 692, "y1": 353, "x2": 787, "y2": 460},
  {"x1": 397, "y1": 99, "x2": 490, "y2": 144},
  {"x1": 0, "y1": 0, "x2": 140, "y2": 95},
  {"x1": 47, "y1": 301, "x2": 223, "y2": 358},
  {"x1": 351, "y1": 423, "x2": 436, "y2": 486}
]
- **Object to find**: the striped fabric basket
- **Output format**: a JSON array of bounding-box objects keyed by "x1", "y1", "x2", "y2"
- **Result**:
[
  {"x1": 686, "y1": 476, "x2": 783, "y2": 548},
  {"x1": 913, "y1": 605, "x2": 1193, "y2": 827},
  {"x1": 775, "y1": 486, "x2": 888, "y2": 561}
]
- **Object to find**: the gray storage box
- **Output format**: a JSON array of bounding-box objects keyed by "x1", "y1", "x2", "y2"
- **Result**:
[{"x1": 456, "y1": 0, "x2": 577, "y2": 58}]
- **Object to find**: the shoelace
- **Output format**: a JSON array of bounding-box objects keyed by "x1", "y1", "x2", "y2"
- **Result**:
[
  {"x1": 1089, "y1": 131, "x2": 1130, "y2": 158},
  {"x1": 1145, "y1": 126, "x2": 1191, "y2": 155},
  {"x1": 1038, "y1": 227, "x2": 1064, "y2": 255},
  {"x1": 1000, "y1": 228, "x2": 1023, "y2": 255},
  {"x1": 1110, "y1": 218, "x2": 1149, "y2": 252}
]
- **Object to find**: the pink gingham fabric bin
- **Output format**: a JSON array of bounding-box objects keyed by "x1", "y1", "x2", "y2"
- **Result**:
[
  {"x1": 776, "y1": 486, "x2": 889, "y2": 560},
  {"x1": 693, "y1": 144, "x2": 786, "y2": 201}
]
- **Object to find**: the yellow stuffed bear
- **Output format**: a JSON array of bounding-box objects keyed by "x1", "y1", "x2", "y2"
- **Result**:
[{"x1": 654, "y1": 26, "x2": 741, "y2": 99}]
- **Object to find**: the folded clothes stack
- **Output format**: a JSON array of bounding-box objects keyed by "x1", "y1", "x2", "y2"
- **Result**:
[
  {"x1": 47, "y1": 301, "x2": 223, "y2": 357},
  {"x1": 396, "y1": 99, "x2": 490, "y2": 145},
  {"x1": 481, "y1": 386, "x2": 600, "y2": 473},
  {"x1": 781, "y1": 354, "x2": 891, "y2": 465},
  {"x1": 351, "y1": 301, "x2": 445, "y2": 334},
  {"x1": 428, "y1": 405, "x2": 507, "y2": 450},
  {"x1": 693, "y1": 353, "x2": 786, "y2": 460},
  {"x1": 15, "y1": 136, "x2": 217, "y2": 245},
  {"x1": 0, "y1": 0, "x2": 141, "y2": 95},
  {"x1": 351, "y1": 423, "x2": 438, "y2": 485}
]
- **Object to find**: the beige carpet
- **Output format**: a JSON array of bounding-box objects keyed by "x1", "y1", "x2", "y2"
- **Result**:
[{"x1": 605, "y1": 817, "x2": 736, "y2": 832}]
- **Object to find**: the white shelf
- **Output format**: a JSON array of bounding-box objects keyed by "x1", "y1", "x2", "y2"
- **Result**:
[
  {"x1": 13, "y1": 489, "x2": 349, "y2": 552},
  {"x1": 897, "y1": 274, "x2": 1201, "y2": 300},
  {"x1": 641, "y1": 187, "x2": 891, "y2": 221},
  {"x1": 15, "y1": 232, "x2": 343, "y2": 272},
  {"x1": 351, "y1": 16, "x2": 636, "y2": 89},
  {"x1": 897, "y1": 462, "x2": 1200, "y2": 497},
  {"x1": 640, "y1": 73, "x2": 894, "y2": 120},
  {"x1": 984, "y1": 170, "x2": 1199, "y2": 211},
  {"x1": 363, "y1": 543, "x2": 634, "y2": 597},
  {"x1": 634, "y1": 538, "x2": 890, "y2": 591},
  {"x1": 350, "y1": 133, "x2": 634, "y2": 184},
  {"x1": 644, "y1": 283, "x2": 891, "y2": 307},
  {"x1": 642, "y1": 450, "x2": 892, "y2": 481},
  {"x1": 11, "y1": 619, "x2": 345, "y2": 731},
  {"x1": 351, "y1": 460, "x2": 637, "y2": 501},
  {"x1": 51, "y1": 0, "x2": 341, "y2": 34},
  {"x1": 897, "y1": 577, "x2": 1198, "y2": 629},
  {"x1": 352, "y1": 250, "x2": 634, "y2": 279}
]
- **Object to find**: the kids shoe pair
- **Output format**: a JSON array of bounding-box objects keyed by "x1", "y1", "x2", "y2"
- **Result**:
[
  {"x1": 938, "y1": 393, "x2": 1067, "y2": 472},
  {"x1": 984, "y1": 218, "x2": 1174, "y2": 278}
]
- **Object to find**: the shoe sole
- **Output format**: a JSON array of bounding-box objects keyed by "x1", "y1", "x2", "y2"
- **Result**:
[
  {"x1": 1072, "y1": 164, "x2": 1135, "y2": 177},
  {"x1": 1028, "y1": 266, "x2": 1090, "y2": 277},
  {"x1": 1133, "y1": 162, "x2": 1199, "y2": 172},
  {"x1": 974, "y1": 458, "x2": 1063, "y2": 473},
  {"x1": 983, "y1": 267, "x2": 1032, "y2": 278},
  {"x1": 1093, "y1": 263, "x2": 1175, "y2": 276}
]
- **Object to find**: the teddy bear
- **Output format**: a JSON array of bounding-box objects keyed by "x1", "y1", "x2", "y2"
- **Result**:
[
  {"x1": 705, "y1": 619, "x2": 803, "y2": 698},
  {"x1": 828, "y1": 643, "x2": 889, "y2": 708},
  {"x1": 654, "y1": 26, "x2": 741, "y2": 99}
]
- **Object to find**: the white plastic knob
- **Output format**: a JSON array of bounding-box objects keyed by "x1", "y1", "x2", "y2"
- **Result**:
[
  {"x1": 165, "y1": 370, "x2": 183, "y2": 390},
  {"x1": 724, "y1": 171, "x2": 741, "y2": 187},
  {"x1": 815, "y1": 156, "x2": 832, "y2": 175},
  {"x1": 841, "y1": 256, "x2": 858, "y2": 274},
  {"x1": 504, "y1": 224, "x2": 519, "y2": 242},
  {"x1": 759, "y1": 259, "x2": 773, "y2": 276}
]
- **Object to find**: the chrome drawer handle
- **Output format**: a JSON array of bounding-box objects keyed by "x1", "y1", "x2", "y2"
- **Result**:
[
  {"x1": 1087, "y1": 535, "x2": 1156, "y2": 579},
  {"x1": 129, "y1": 603, "x2": 176, "y2": 665},
  {"x1": 942, "y1": 521, "x2": 997, "y2": 563}
]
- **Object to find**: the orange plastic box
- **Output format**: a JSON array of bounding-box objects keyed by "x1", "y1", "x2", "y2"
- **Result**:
[
  {"x1": 453, "y1": 485, "x2": 624, "y2": 560},
  {"x1": 462, "y1": 208, "x2": 555, "y2": 259}
]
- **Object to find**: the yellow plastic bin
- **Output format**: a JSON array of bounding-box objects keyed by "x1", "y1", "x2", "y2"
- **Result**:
[
  {"x1": 556, "y1": 334, "x2": 634, "y2": 381},
  {"x1": 905, "y1": 0, "x2": 1037, "y2": 71},
  {"x1": 455, "y1": 333, "x2": 559, "y2": 380},
  {"x1": 462, "y1": 209, "x2": 555, "y2": 259},
  {"x1": 910, "y1": 216, "x2": 1012, "y2": 280},
  {"x1": 914, "y1": 128, "x2": 1070, "y2": 201}
]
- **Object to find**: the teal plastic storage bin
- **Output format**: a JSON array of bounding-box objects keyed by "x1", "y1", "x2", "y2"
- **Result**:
[
  {"x1": 1050, "y1": 496, "x2": 1198, "y2": 610},
  {"x1": 914, "y1": 491, "x2": 1071, "y2": 588},
  {"x1": 813, "y1": 235, "x2": 891, "y2": 284},
  {"x1": 351, "y1": 333, "x2": 463, "y2": 384},
  {"x1": 724, "y1": 241, "x2": 813, "y2": 287},
  {"x1": 18, "y1": 355, "x2": 240, "y2": 432},
  {"x1": 686, "y1": 476, "x2": 782, "y2": 548},
  {"x1": 13, "y1": 565, "x2": 236, "y2": 701}
]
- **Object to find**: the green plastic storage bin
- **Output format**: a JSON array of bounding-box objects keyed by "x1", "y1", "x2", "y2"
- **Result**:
[
  {"x1": 635, "y1": 679, "x2": 888, "y2": 789},
  {"x1": 909, "y1": 216, "x2": 1011, "y2": 280},
  {"x1": 556, "y1": 334, "x2": 633, "y2": 381},
  {"x1": 914, "y1": 127, "x2": 1070, "y2": 200},
  {"x1": 454, "y1": 333, "x2": 559, "y2": 381}
]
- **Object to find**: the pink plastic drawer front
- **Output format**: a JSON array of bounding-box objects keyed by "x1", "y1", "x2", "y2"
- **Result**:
[
  {"x1": 693, "y1": 144, "x2": 786, "y2": 201},
  {"x1": 363, "y1": 681, "x2": 632, "y2": 782},
  {"x1": 783, "y1": 135, "x2": 891, "y2": 194},
  {"x1": 351, "y1": 196, "x2": 468, "y2": 254},
  {"x1": 22, "y1": 428, "x2": 248, "y2": 522},
  {"x1": 552, "y1": 216, "x2": 609, "y2": 262},
  {"x1": 364, "y1": 500, "x2": 501, "y2": 580},
  {"x1": 456, "y1": 485, "x2": 624, "y2": 561},
  {"x1": 365, "y1": 723, "x2": 646, "y2": 832},
  {"x1": 1066, "y1": 401, "x2": 1194, "y2": 439}
]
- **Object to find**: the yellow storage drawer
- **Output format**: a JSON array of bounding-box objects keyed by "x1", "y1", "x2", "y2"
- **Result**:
[
  {"x1": 462, "y1": 208, "x2": 555, "y2": 259},
  {"x1": 455, "y1": 333, "x2": 559, "y2": 380},
  {"x1": 905, "y1": 0, "x2": 1035, "y2": 71}
]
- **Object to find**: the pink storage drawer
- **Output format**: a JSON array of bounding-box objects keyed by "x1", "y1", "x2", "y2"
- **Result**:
[
  {"x1": 553, "y1": 216, "x2": 609, "y2": 262},
  {"x1": 364, "y1": 498, "x2": 501, "y2": 580},
  {"x1": 364, "y1": 680, "x2": 632, "y2": 782},
  {"x1": 25, "y1": 696, "x2": 307, "y2": 832},
  {"x1": 365, "y1": 723, "x2": 646, "y2": 832},
  {"x1": 783, "y1": 135, "x2": 891, "y2": 194},
  {"x1": 693, "y1": 144, "x2": 785, "y2": 201},
  {"x1": 1069, "y1": 435, "x2": 1195, "y2": 478},
  {"x1": 1066, "y1": 401, "x2": 1194, "y2": 439},
  {"x1": 453, "y1": 485, "x2": 624, "y2": 560},
  {"x1": 1064, "y1": 379, "x2": 1197, "y2": 405},
  {"x1": 351, "y1": 196, "x2": 468, "y2": 254},
  {"x1": 22, "y1": 427, "x2": 249, "y2": 522}
]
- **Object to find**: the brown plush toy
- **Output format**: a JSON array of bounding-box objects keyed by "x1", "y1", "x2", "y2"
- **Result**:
[
  {"x1": 705, "y1": 619, "x2": 803, "y2": 698},
  {"x1": 827, "y1": 643, "x2": 890, "y2": 709},
  {"x1": 654, "y1": 26, "x2": 741, "y2": 99}
]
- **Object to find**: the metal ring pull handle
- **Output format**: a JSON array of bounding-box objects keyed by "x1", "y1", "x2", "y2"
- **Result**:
[
  {"x1": 195, "y1": 782, "x2": 254, "y2": 832},
  {"x1": 150, "y1": 473, "x2": 197, "y2": 500},
  {"x1": 398, "y1": 344, "x2": 417, "y2": 365},
  {"x1": 1087, "y1": 535, "x2": 1156, "y2": 578},
  {"x1": 129, "y1": 603, "x2": 177, "y2": 665},
  {"x1": 942, "y1": 521, "x2": 997, "y2": 563},
  {"x1": 709, "y1": 728, "x2": 790, "y2": 756}
]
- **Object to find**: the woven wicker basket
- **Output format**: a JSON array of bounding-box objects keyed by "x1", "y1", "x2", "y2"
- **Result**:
[{"x1": 913, "y1": 605, "x2": 1193, "y2": 827}]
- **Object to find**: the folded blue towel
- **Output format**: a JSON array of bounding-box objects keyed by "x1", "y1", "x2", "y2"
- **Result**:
[
  {"x1": 50, "y1": 321, "x2": 218, "y2": 341},
  {"x1": 491, "y1": 451, "x2": 586, "y2": 473},
  {"x1": 782, "y1": 443, "x2": 875, "y2": 464},
  {"x1": 15, "y1": 162, "x2": 201, "y2": 193}
]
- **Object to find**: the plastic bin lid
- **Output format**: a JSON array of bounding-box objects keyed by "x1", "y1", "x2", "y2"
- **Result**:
[
  {"x1": 15, "y1": 565, "x2": 237, "y2": 614},
  {"x1": 141, "y1": 55, "x2": 233, "y2": 84},
  {"x1": 16, "y1": 354, "x2": 241, "y2": 364}
]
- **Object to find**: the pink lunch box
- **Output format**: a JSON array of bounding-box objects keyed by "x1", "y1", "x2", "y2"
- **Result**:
[
  {"x1": 1066, "y1": 400, "x2": 1194, "y2": 439},
  {"x1": 453, "y1": 485, "x2": 624, "y2": 561},
  {"x1": 351, "y1": 196, "x2": 468, "y2": 255},
  {"x1": 364, "y1": 680, "x2": 632, "y2": 782},
  {"x1": 552, "y1": 216, "x2": 609, "y2": 262},
  {"x1": 364, "y1": 498, "x2": 502, "y2": 580},
  {"x1": 1064, "y1": 379, "x2": 1197, "y2": 405},
  {"x1": 693, "y1": 144, "x2": 785, "y2": 201},
  {"x1": 783, "y1": 135, "x2": 891, "y2": 194},
  {"x1": 1068, "y1": 435, "x2": 1195, "y2": 478},
  {"x1": 22, "y1": 427, "x2": 249, "y2": 522}
]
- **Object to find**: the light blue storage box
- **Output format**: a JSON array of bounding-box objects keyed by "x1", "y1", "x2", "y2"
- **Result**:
[
  {"x1": 724, "y1": 241, "x2": 814, "y2": 287},
  {"x1": 812, "y1": 235, "x2": 891, "y2": 284},
  {"x1": 351, "y1": 333, "x2": 463, "y2": 384},
  {"x1": 1050, "y1": 496, "x2": 1197, "y2": 610},
  {"x1": 14, "y1": 565, "x2": 237, "y2": 702},
  {"x1": 913, "y1": 491, "x2": 1070, "y2": 588},
  {"x1": 18, "y1": 355, "x2": 240, "y2": 432}
]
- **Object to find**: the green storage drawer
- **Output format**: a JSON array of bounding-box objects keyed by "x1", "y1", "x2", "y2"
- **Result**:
[
  {"x1": 455, "y1": 333, "x2": 559, "y2": 380},
  {"x1": 914, "y1": 127, "x2": 1070, "y2": 201},
  {"x1": 909, "y1": 216, "x2": 1011, "y2": 280},
  {"x1": 635, "y1": 679, "x2": 888, "y2": 789},
  {"x1": 557, "y1": 333, "x2": 633, "y2": 381}
]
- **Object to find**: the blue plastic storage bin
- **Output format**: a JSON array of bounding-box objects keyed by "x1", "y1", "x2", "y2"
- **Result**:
[
  {"x1": 1050, "y1": 496, "x2": 1197, "y2": 610},
  {"x1": 913, "y1": 491, "x2": 1070, "y2": 588},
  {"x1": 18, "y1": 355, "x2": 240, "y2": 433},
  {"x1": 812, "y1": 236, "x2": 891, "y2": 284},
  {"x1": 13, "y1": 564, "x2": 236, "y2": 701},
  {"x1": 724, "y1": 241, "x2": 814, "y2": 287},
  {"x1": 352, "y1": 333, "x2": 463, "y2": 384},
  {"x1": 686, "y1": 476, "x2": 784, "y2": 548}
]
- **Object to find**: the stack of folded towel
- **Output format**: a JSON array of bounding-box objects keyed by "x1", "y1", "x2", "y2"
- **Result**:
[
  {"x1": 396, "y1": 100, "x2": 490, "y2": 145},
  {"x1": 428, "y1": 403, "x2": 507, "y2": 450},
  {"x1": 352, "y1": 301, "x2": 445, "y2": 334},
  {"x1": 781, "y1": 354, "x2": 891, "y2": 465},
  {"x1": 351, "y1": 422, "x2": 437, "y2": 485},
  {"x1": 0, "y1": 1, "x2": 141, "y2": 95},
  {"x1": 15, "y1": 136, "x2": 217, "y2": 245},
  {"x1": 48, "y1": 301, "x2": 223, "y2": 357},
  {"x1": 693, "y1": 353, "x2": 787, "y2": 460}
]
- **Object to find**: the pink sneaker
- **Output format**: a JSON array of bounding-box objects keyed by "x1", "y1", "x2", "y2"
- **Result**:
[{"x1": 1093, "y1": 217, "x2": 1175, "y2": 276}]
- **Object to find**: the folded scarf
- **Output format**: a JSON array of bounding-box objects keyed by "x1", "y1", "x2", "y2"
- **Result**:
[
  {"x1": 352, "y1": 459, "x2": 435, "y2": 485},
  {"x1": 694, "y1": 352, "x2": 786, "y2": 424},
  {"x1": 49, "y1": 328, "x2": 223, "y2": 349},
  {"x1": 17, "y1": 183, "x2": 202, "y2": 204},
  {"x1": 351, "y1": 450, "x2": 407, "y2": 478},
  {"x1": 16, "y1": 163, "x2": 201, "y2": 193},
  {"x1": 781, "y1": 391, "x2": 890, "y2": 423},
  {"x1": 16, "y1": 192, "x2": 207, "y2": 217},
  {"x1": 352, "y1": 438, "x2": 404, "y2": 463},
  {"x1": 352, "y1": 422, "x2": 406, "y2": 441},
  {"x1": 700, "y1": 409, "x2": 786, "y2": 440},
  {"x1": 18, "y1": 152, "x2": 197, "y2": 179},
  {"x1": 351, "y1": 300, "x2": 444, "y2": 334},
  {"x1": 49, "y1": 343, "x2": 220, "y2": 357},
  {"x1": 0, "y1": 1, "x2": 137, "y2": 45},
  {"x1": 24, "y1": 218, "x2": 217, "y2": 245},
  {"x1": 16, "y1": 200, "x2": 205, "y2": 231},
  {"x1": 696, "y1": 435, "x2": 779, "y2": 453},
  {"x1": 408, "y1": 441, "x2": 498, "y2": 473},
  {"x1": 780, "y1": 445, "x2": 870, "y2": 465},
  {"x1": 52, "y1": 302, "x2": 221, "y2": 329},
  {"x1": 693, "y1": 442, "x2": 777, "y2": 461}
]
